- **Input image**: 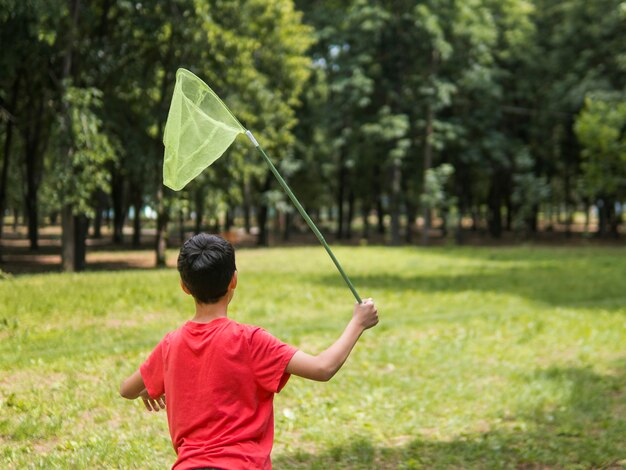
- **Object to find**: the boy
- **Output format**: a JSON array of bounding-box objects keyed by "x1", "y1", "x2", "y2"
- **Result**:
[{"x1": 120, "y1": 233, "x2": 378, "y2": 469}]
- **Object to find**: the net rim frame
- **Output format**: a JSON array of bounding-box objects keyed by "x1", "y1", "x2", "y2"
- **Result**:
[{"x1": 175, "y1": 68, "x2": 246, "y2": 134}]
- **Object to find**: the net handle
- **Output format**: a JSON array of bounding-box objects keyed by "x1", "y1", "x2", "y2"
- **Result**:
[{"x1": 246, "y1": 130, "x2": 362, "y2": 304}]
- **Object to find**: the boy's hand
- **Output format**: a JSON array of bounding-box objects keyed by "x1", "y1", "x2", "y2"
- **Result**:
[
  {"x1": 353, "y1": 298, "x2": 378, "y2": 330},
  {"x1": 139, "y1": 389, "x2": 166, "y2": 412}
]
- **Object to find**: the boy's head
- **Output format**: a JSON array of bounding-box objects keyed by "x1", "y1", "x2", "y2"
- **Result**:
[{"x1": 177, "y1": 233, "x2": 237, "y2": 304}]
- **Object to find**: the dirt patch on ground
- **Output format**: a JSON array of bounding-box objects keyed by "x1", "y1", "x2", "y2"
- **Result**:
[
  {"x1": 0, "y1": 223, "x2": 623, "y2": 275},
  {"x1": 32, "y1": 437, "x2": 60, "y2": 454},
  {"x1": 0, "y1": 226, "x2": 259, "y2": 274},
  {"x1": 0, "y1": 369, "x2": 66, "y2": 390}
]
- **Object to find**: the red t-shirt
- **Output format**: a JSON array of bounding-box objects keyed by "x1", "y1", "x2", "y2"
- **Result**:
[{"x1": 140, "y1": 317, "x2": 298, "y2": 470}]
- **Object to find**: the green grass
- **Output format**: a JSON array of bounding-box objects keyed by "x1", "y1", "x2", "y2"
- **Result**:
[{"x1": 1, "y1": 246, "x2": 625, "y2": 469}]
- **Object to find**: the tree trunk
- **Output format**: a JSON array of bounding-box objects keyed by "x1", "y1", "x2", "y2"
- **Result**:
[
  {"x1": 194, "y1": 187, "x2": 203, "y2": 234},
  {"x1": 24, "y1": 94, "x2": 46, "y2": 251},
  {"x1": 212, "y1": 216, "x2": 220, "y2": 233},
  {"x1": 243, "y1": 203, "x2": 251, "y2": 234},
  {"x1": 155, "y1": 184, "x2": 168, "y2": 267},
  {"x1": 455, "y1": 182, "x2": 470, "y2": 245},
  {"x1": 93, "y1": 206, "x2": 103, "y2": 238},
  {"x1": 526, "y1": 204, "x2": 539, "y2": 234},
  {"x1": 59, "y1": 0, "x2": 81, "y2": 271},
  {"x1": 505, "y1": 193, "x2": 513, "y2": 232},
  {"x1": 312, "y1": 209, "x2": 319, "y2": 225},
  {"x1": 455, "y1": 201, "x2": 464, "y2": 245},
  {"x1": 0, "y1": 133, "x2": 12, "y2": 260},
  {"x1": 178, "y1": 207, "x2": 185, "y2": 243},
  {"x1": 73, "y1": 214, "x2": 88, "y2": 271},
  {"x1": 0, "y1": 74, "x2": 21, "y2": 246},
  {"x1": 273, "y1": 209, "x2": 281, "y2": 241},
  {"x1": 225, "y1": 207, "x2": 234, "y2": 231},
  {"x1": 256, "y1": 174, "x2": 271, "y2": 246},
  {"x1": 565, "y1": 202, "x2": 573, "y2": 238},
  {"x1": 336, "y1": 157, "x2": 347, "y2": 239},
  {"x1": 597, "y1": 199, "x2": 606, "y2": 236},
  {"x1": 328, "y1": 205, "x2": 335, "y2": 225},
  {"x1": 346, "y1": 190, "x2": 355, "y2": 240},
  {"x1": 405, "y1": 196, "x2": 416, "y2": 243},
  {"x1": 376, "y1": 197, "x2": 385, "y2": 235},
  {"x1": 153, "y1": 31, "x2": 176, "y2": 267},
  {"x1": 421, "y1": 49, "x2": 438, "y2": 245},
  {"x1": 104, "y1": 206, "x2": 111, "y2": 227},
  {"x1": 243, "y1": 178, "x2": 251, "y2": 234},
  {"x1": 441, "y1": 206, "x2": 449, "y2": 238},
  {"x1": 361, "y1": 205, "x2": 370, "y2": 240},
  {"x1": 61, "y1": 205, "x2": 75, "y2": 271},
  {"x1": 111, "y1": 167, "x2": 125, "y2": 244},
  {"x1": 598, "y1": 198, "x2": 619, "y2": 238},
  {"x1": 282, "y1": 211, "x2": 292, "y2": 241},
  {"x1": 421, "y1": 101, "x2": 434, "y2": 245},
  {"x1": 609, "y1": 201, "x2": 621, "y2": 238},
  {"x1": 131, "y1": 188, "x2": 142, "y2": 247},
  {"x1": 471, "y1": 206, "x2": 479, "y2": 231},
  {"x1": 129, "y1": 184, "x2": 143, "y2": 248},
  {"x1": 390, "y1": 161, "x2": 402, "y2": 245},
  {"x1": 93, "y1": 190, "x2": 106, "y2": 239},
  {"x1": 487, "y1": 175, "x2": 503, "y2": 238},
  {"x1": 257, "y1": 203, "x2": 268, "y2": 246},
  {"x1": 25, "y1": 165, "x2": 39, "y2": 250}
]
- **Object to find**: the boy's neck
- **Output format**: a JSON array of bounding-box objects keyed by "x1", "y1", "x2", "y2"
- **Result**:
[{"x1": 190, "y1": 292, "x2": 232, "y2": 323}]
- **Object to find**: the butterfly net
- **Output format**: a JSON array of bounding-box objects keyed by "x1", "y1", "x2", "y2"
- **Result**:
[{"x1": 163, "y1": 68, "x2": 245, "y2": 190}]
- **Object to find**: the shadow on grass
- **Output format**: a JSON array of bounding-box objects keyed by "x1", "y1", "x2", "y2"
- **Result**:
[
  {"x1": 274, "y1": 362, "x2": 626, "y2": 469},
  {"x1": 0, "y1": 245, "x2": 172, "y2": 275},
  {"x1": 312, "y1": 251, "x2": 626, "y2": 311}
]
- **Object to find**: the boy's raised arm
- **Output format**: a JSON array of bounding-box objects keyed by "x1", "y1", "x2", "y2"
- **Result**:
[{"x1": 286, "y1": 299, "x2": 378, "y2": 382}]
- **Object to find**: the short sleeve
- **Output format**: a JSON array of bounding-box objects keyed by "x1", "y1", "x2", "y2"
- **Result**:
[
  {"x1": 248, "y1": 327, "x2": 298, "y2": 394},
  {"x1": 140, "y1": 340, "x2": 166, "y2": 399}
]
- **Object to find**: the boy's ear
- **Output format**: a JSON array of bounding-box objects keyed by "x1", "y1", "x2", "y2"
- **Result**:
[
  {"x1": 229, "y1": 271, "x2": 238, "y2": 290},
  {"x1": 180, "y1": 279, "x2": 191, "y2": 295}
]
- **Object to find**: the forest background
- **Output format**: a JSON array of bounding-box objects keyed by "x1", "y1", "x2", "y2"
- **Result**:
[{"x1": 0, "y1": 0, "x2": 625, "y2": 273}]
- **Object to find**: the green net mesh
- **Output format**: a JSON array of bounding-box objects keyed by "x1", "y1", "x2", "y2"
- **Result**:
[{"x1": 163, "y1": 68, "x2": 245, "y2": 190}]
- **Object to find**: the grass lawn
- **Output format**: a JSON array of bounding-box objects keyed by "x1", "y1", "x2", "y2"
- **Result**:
[{"x1": 1, "y1": 245, "x2": 625, "y2": 469}]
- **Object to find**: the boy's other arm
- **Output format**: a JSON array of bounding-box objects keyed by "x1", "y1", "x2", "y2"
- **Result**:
[
  {"x1": 119, "y1": 369, "x2": 166, "y2": 412},
  {"x1": 286, "y1": 299, "x2": 378, "y2": 382}
]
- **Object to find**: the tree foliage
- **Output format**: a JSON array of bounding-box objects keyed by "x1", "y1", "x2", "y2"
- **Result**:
[{"x1": 0, "y1": 0, "x2": 624, "y2": 268}]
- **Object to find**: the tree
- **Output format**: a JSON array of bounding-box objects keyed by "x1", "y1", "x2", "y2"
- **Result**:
[
  {"x1": 575, "y1": 95, "x2": 626, "y2": 236},
  {"x1": 0, "y1": 1, "x2": 60, "y2": 250},
  {"x1": 48, "y1": 86, "x2": 115, "y2": 270},
  {"x1": 529, "y1": 0, "x2": 626, "y2": 235}
]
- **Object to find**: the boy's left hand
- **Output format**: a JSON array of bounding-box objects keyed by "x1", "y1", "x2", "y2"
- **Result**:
[{"x1": 139, "y1": 389, "x2": 166, "y2": 412}]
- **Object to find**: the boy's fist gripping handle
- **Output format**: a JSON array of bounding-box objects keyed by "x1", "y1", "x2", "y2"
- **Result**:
[{"x1": 353, "y1": 298, "x2": 379, "y2": 330}]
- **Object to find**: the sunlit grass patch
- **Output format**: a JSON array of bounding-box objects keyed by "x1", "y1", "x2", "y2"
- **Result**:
[{"x1": 1, "y1": 246, "x2": 625, "y2": 468}]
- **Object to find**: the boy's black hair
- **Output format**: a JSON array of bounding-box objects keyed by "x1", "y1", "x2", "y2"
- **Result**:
[{"x1": 177, "y1": 233, "x2": 236, "y2": 304}]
